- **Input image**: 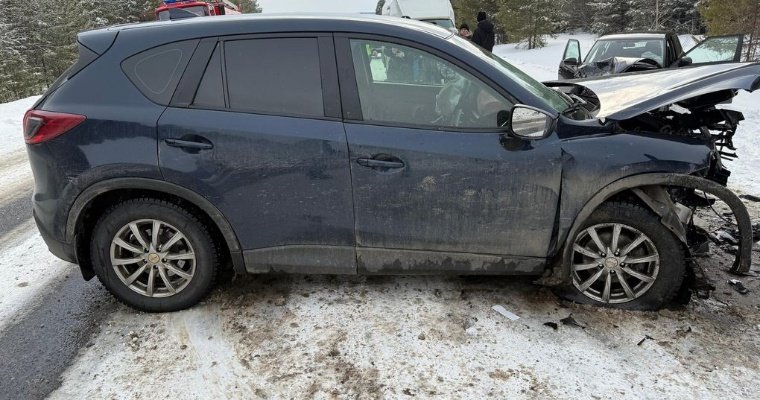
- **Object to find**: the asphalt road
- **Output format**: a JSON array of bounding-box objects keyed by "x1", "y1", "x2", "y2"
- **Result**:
[{"x1": 0, "y1": 154, "x2": 115, "y2": 400}]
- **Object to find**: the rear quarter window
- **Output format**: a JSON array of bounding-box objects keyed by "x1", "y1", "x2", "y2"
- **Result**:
[{"x1": 122, "y1": 40, "x2": 199, "y2": 105}]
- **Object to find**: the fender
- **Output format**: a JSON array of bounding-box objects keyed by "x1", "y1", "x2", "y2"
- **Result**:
[
  {"x1": 66, "y1": 177, "x2": 245, "y2": 273},
  {"x1": 544, "y1": 173, "x2": 752, "y2": 285}
]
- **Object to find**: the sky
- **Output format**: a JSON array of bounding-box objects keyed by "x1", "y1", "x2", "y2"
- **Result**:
[{"x1": 257, "y1": 0, "x2": 378, "y2": 14}]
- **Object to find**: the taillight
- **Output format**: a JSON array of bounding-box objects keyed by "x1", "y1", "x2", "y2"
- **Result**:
[{"x1": 23, "y1": 110, "x2": 86, "y2": 144}]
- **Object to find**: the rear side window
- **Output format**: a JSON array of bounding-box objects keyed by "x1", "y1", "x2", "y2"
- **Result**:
[
  {"x1": 122, "y1": 40, "x2": 199, "y2": 105},
  {"x1": 193, "y1": 44, "x2": 224, "y2": 108},
  {"x1": 224, "y1": 38, "x2": 324, "y2": 117}
]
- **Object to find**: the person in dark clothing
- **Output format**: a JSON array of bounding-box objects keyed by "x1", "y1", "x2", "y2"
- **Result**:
[{"x1": 471, "y1": 11, "x2": 495, "y2": 52}]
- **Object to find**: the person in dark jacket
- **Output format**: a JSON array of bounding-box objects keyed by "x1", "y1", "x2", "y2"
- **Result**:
[{"x1": 472, "y1": 11, "x2": 495, "y2": 52}]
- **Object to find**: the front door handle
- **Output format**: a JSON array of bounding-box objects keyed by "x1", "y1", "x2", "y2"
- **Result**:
[
  {"x1": 165, "y1": 137, "x2": 214, "y2": 150},
  {"x1": 357, "y1": 157, "x2": 405, "y2": 169}
]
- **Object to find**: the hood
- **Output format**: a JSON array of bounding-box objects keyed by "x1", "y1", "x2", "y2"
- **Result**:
[{"x1": 547, "y1": 62, "x2": 760, "y2": 120}]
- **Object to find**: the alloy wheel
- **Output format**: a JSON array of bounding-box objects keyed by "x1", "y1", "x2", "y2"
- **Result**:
[
  {"x1": 109, "y1": 219, "x2": 196, "y2": 298},
  {"x1": 571, "y1": 223, "x2": 660, "y2": 304}
]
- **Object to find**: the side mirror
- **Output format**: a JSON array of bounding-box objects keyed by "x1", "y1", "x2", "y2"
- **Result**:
[
  {"x1": 509, "y1": 105, "x2": 554, "y2": 139},
  {"x1": 563, "y1": 57, "x2": 579, "y2": 66}
]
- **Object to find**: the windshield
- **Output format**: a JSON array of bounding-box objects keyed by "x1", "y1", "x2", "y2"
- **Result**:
[
  {"x1": 585, "y1": 39, "x2": 666, "y2": 66},
  {"x1": 421, "y1": 19, "x2": 455, "y2": 29},
  {"x1": 449, "y1": 35, "x2": 570, "y2": 113}
]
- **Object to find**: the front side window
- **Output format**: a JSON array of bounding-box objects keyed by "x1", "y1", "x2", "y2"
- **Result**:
[
  {"x1": 350, "y1": 39, "x2": 513, "y2": 129},
  {"x1": 685, "y1": 36, "x2": 742, "y2": 64},
  {"x1": 224, "y1": 38, "x2": 324, "y2": 117},
  {"x1": 448, "y1": 35, "x2": 569, "y2": 113}
]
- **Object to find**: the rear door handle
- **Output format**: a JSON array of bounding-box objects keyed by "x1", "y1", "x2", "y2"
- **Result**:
[
  {"x1": 165, "y1": 138, "x2": 214, "y2": 150},
  {"x1": 356, "y1": 157, "x2": 405, "y2": 169}
]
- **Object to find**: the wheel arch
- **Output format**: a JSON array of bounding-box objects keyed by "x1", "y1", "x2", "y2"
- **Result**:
[
  {"x1": 543, "y1": 172, "x2": 752, "y2": 285},
  {"x1": 68, "y1": 178, "x2": 245, "y2": 279}
]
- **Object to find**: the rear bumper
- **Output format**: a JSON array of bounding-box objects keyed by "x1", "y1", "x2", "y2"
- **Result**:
[{"x1": 34, "y1": 209, "x2": 77, "y2": 264}]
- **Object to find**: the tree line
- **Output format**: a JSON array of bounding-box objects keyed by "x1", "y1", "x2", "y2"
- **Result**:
[
  {"x1": 452, "y1": 0, "x2": 759, "y2": 54},
  {"x1": 0, "y1": 0, "x2": 261, "y2": 103},
  {"x1": 2, "y1": 0, "x2": 759, "y2": 103}
]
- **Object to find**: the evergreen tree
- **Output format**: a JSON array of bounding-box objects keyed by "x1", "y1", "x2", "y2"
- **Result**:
[
  {"x1": 701, "y1": 0, "x2": 760, "y2": 61},
  {"x1": 627, "y1": 0, "x2": 702, "y2": 33},
  {"x1": 376, "y1": 0, "x2": 385, "y2": 15},
  {"x1": 239, "y1": 0, "x2": 262, "y2": 14},
  {"x1": 498, "y1": 0, "x2": 560, "y2": 49},
  {"x1": 558, "y1": 0, "x2": 595, "y2": 32},
  {"x1": 588, "y1": 1, "x2": 631, "y2": 34}
]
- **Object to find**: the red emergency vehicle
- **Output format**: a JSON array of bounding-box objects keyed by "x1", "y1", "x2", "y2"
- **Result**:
[{"x1": 155, "y1": 0, "x2": 241, "y2": 21}]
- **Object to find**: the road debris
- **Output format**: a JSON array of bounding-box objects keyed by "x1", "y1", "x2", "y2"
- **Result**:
[
  {"x1": 491, "y1": 305, "x2": 519, "y2": 321},
  {"x1": 728, "y1": 279, "x2": 750, "y2": 295},
  {"x1": 637, "y1": 335, "x2": 654, "y2": 346},
  {"x1": 675, "y1": 326, "x2": 692, "y2": 338},
  {"x1": 560, "y1": 314, "x2": 585, "y2": 329},
  {"x1": 543, "y1": 322, "x2": 558, "y2": 330}
]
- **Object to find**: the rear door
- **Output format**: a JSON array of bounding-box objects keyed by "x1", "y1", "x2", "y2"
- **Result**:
[
  {"x1": 337, "y1": 35, "x2": 563, "y2": 274},
  {"x1": 683, "y1": 34, "x2": 744, "y2": 65},
  {"x1": 158, "y1": 35, "x2": 356, "y2": 274}
]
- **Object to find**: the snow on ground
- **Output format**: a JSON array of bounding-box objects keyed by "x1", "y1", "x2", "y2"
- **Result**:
[
  {"x1": 0, "y1": 96, "x2": 38, "y2": 158},
  {"x1": 493, "y1": 33, "x2": 598, "y2": 82},
  {"x1": 0, "y1": 223, "x2": 74, "y2": 334},
  {"x1": 0, "y1": 95, "x2": 67, "y2": 334},
  {"x1": 50, "y1": 273, "x2": 760, "y2": 399}
]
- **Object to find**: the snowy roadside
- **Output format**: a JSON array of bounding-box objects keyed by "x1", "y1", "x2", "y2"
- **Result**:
[
  {"x1": 0, "y1": 96, "x2": 38, "y2": 158},
  {"x1": 49, "y1": 270, "x2": 760, "y2": 399},
  {"x1": 0, "y1": 225, "x2": 76, "y2": 334},
  {"x1": 0, "y1": 95, "x2": 75, "y2": 334}
]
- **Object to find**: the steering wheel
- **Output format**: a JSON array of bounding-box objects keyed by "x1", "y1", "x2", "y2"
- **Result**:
[{"x1": 434, "y1": 79, "x2": 474, "y2": 127}]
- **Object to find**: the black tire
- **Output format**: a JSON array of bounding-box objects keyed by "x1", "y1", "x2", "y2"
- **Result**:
[
  {"x1": 556, "y1": 202, "x2": 685, "y2": 311},
  {"x1": 90, "y1": 198, "x2": 219, "y2": 312}
]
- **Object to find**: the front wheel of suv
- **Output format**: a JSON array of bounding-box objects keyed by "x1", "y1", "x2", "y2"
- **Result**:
[
  {"x1": 90, "y1": 198, "x2": 219, "y2": 312},
  {"x1": 557, "y1": 202, "x2": 685, "y2": 311}
]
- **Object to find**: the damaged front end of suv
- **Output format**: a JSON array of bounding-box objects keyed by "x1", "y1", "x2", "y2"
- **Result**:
[{"x1": 545, "y1": 62, "x2": 760, "y2": 300}]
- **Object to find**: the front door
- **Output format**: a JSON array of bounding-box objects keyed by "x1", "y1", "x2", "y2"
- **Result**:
[
  {"x1": 682, "y1": 34, "x2": 745, "y2": 65},
  {"x1": 338, "y1": 37, "x2": 563, "y2": 274},
  {"x1": 559, "y1": 39, "x2": 582, "y2": 79},
  {"x1": 158, "y1": 35, "x2": 356, "y2": 274}
]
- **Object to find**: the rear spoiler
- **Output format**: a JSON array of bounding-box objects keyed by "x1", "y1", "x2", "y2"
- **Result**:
[
  {"x1": 32, "y1": 30, "x2": 117, "y2": 109},
  {"x1": 77, "y1": 29, "x2": 118, "y2": 55}
]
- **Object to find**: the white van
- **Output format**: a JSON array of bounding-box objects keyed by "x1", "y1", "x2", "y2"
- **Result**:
[{"x1": 382, "y1": 0, "x2": 457, "y2": 33}]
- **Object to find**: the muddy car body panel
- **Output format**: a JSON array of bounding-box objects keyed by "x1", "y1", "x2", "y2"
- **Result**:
[{"x1": 24, "y1": 14, "x2": 757, "y2": 311}]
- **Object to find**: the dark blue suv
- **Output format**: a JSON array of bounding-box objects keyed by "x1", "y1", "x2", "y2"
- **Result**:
[{"x1": 24, "y1": 14, "x2": 758, "y2": 312}]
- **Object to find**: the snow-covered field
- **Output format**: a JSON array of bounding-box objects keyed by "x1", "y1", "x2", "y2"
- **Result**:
[{"x1": 1, "y1": 34, "x2": 760, "y2": 399}]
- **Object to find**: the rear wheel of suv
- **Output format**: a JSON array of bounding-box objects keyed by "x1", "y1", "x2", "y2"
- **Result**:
[
  {"x1": 557, "y1": 202, "x2": 685, "y2": 311},
  {"x1": 90, "y1": 198, "x2": 218, "y2": 312}
]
